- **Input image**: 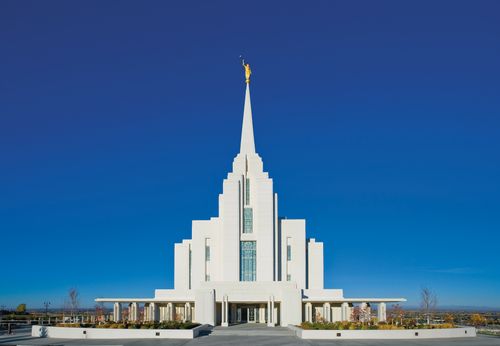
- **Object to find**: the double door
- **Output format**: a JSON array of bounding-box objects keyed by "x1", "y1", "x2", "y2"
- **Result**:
[{"x1": 236, "y1": 305, "x2": 258, "y2": 323}]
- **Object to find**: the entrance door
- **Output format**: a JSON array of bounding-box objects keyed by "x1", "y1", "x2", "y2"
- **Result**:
[
  {"x1": 248, "y1": 306, "x2": 256, "y2": 323},
  {"x1": 236, "y1": 305, "x2": 258, "y2": 323}
]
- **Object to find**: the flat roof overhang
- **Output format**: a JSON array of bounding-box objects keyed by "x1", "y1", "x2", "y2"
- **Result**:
[
  {"x1": 95, "y1": 298, "x2": 194, "y2": 303},
  {"x1": 302, "y1": 298, "x2": 407, "y2": 303}
]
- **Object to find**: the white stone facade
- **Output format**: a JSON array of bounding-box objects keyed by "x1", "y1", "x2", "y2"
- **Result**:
[{"x1": 96, "y1": 79, "x2": 405, "y2": 326}]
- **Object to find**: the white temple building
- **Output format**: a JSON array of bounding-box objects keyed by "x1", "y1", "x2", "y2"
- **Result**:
[{"x1": 96, "y1": 64, "x2": 405, "y2": 326}]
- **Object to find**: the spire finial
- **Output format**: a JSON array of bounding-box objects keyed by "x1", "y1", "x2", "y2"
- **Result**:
[
  {"x1": 240, "y1": 56, "x2": 252, "y2": 84},
  {"x1": 239, "y1": 59, "x2": 256, "y2": 154}
]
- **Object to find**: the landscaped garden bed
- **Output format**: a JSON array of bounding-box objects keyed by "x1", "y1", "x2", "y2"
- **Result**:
[
  {"x1": 289, "y1": 322, "x2": 475, "y2": 339},
  {"x1": 300, "y1": 321, "x2": 455, "y2": 330},
  {"x1": 56, "y1": 321, "x2": 200, "y2": 329},
  {"x1": 32, "y1": 322, "x2": 208, "y2": 339}
]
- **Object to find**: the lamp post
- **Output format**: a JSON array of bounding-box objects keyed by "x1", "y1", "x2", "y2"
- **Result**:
[{"x1": 43, "y1": 302, "x2": 50, "y2": 325}]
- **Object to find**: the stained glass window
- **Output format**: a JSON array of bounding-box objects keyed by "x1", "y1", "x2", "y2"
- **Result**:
[
  {"x1": 240, "y1": 241, "x2": 256, "y2": 281},
  {"x1": 245, "y1": 178, "x2": 250, "y2": 205},
  {"x1": 243, "y1": 207, "x2": 253, "y2": 233}
]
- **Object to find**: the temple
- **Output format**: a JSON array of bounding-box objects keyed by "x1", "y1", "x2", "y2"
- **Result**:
[{"x1": 95, "y1": 65, "x2": 405, "y2": 326}]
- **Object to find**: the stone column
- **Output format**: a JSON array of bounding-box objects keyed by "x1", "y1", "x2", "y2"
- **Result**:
[
  {"x1": 323, "y1": 302, "x2": 331, "y2": 322},
  {"x1": 267, "y1": 298, "x2": 271, "y2": 325},
  {"x1": 113, "y1": 302, "x2": 122, "y2": 322},
  {"x1": 378, "y1": 302, "x2": 387, "y2": 322},
  {"x1": 221, "y1": 295, "x2": 229, "y2": 327},
  {"x1": 185, "y1": 302, "x2": 191, "y2": 321},
  {"x1": 305, "y1": 302, "x2": 312, "y2": 322},
  {"x1": 267, "y1": 296, "x2": 275, "y2": 327},
  {"x1": 360, "y1": 302, "x2": 368, "y2": 322},
  {"x1": 341, "y1": 302, "x2": 349, "y2": 321},
  {"x1": 149, "y1": 302, "x2": 158, "y2": 322},
  {"x1": 129, "y1": 302, "x2": 138, "y2": 322},
  {"x1": 271, "y1": 296, "x2": 276, "y2": 327},
  {"x1": 159, "y1": 306, "x2": 165, "y2": 321},
  {"x1": 168, "y1": 305, "x2": 172, "y2": 321},
  {"x1": 143, "y1": 303, "x2": 149, "y2": 321}
]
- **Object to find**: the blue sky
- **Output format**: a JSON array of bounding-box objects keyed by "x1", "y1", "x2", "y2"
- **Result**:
[{"x1": 1, "y1": 0, "x2": 499, "y2": 309}]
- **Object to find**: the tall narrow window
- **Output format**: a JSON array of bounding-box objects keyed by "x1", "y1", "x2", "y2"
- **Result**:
[
  {"x1": 205, "y1": 238, "x2": 211, "y2": 261},
  {"x1": 243, "y1": 207, "x2": 253, "y2": 233},
  {"x1": 240, "y1": 241, "x2": 256, "y2": 281},
  {"x1": 245, "y1": 178, "x2": 250, "y2": 205},
  {"x1": 205, "y1": 238, "x2": 211, "y2": 282},
  {"x1": 205, "y1": 245, "x2": 211, "y2": 261},
  {"x1": 189, "y1": 248, "x2": 192, "y2": 289},
  {"x1": 287, "y1": 244, "x2": 292, "y2": 261},
  {"x1": 287, "y1": 274, "x2": 292, "y2": 281}
]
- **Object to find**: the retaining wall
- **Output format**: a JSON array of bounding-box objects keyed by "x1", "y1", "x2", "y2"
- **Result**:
[
  {"x1": 288, "y1": 325, "x2": 476, "y2": 339},
  {"x1": 31, "y1": 325, "x2": 209, "y2": 339}
]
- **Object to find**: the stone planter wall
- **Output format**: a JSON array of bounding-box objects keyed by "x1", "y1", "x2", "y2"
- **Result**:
[
  {"x1": 288, "y1": 325, "x2": 476, "y2": 339},
  {"x1": 31, "y1": 325, "x2": 209, "y2": 339}
]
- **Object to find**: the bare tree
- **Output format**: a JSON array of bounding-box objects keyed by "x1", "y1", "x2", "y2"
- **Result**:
[
  {"x1": 350, "y1": 306, "x2": 361, "y2": 322},
  {"x1": 68, "y1": 288, "x2": 79, "y2": 322},
  {"x1": 391, "y1": 304, "x2": 404, "y2": 325},
  {"x1": 95, "y1": 302, "x2": 105, "y2": 323},
  {"x1": 420, "y1": 287, "x2": 437, "y2": 325},
  {"x1": 359, "y1": 306, "x2": 371, "y2": 323}
]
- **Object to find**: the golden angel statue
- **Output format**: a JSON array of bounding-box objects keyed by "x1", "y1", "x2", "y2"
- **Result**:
[{"x1": 241, "y1": 58, "x2": 251, "y2": 83}]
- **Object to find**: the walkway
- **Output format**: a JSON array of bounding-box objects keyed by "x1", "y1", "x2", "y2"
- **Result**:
[
  {"x1": 211, "y1": 323, "x2": 295, "y2": 336},
  {"x1": 1, "y1": 326, "x2": 500, "y2": 346}
]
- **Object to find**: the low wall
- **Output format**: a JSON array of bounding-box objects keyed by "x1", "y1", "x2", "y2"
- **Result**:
[
  {"x1": 288, "y1": 325, "x2": 476, "y2": 339},
  {"x1": 31, "y1": 325, "x2": 209, "y2": 339}
]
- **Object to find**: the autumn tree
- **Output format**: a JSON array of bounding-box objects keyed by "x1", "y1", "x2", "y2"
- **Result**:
[
  {"x1": 420, "y1": 287, "x2": 437, "y2": 325},
  {"x1": 470, "y1": 314, "x2": 486, "y2": 327},
  {"x1": 444, "y1": 313, "x2": 454, "y2": 325},
  {"x1": 16, "y1": 304, "x2": 26, "y2": 314}
]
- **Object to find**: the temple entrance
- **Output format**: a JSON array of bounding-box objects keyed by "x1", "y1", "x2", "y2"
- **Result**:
[{"x1": 235, "y1": 305, "x2": 259, "y2": 323}]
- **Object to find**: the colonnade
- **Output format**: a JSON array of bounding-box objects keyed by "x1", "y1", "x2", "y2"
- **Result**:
[
  {"x1": 111, "y1": 302, "x2": 194, "y2": 323},
  {"x1": 304, "y1": 302, "x2": 387, "y2": 323}
]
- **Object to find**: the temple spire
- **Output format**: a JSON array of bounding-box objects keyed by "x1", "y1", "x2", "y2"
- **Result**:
[{"x1": 240, "y1": 78, "x2": 256, "y2": 154}]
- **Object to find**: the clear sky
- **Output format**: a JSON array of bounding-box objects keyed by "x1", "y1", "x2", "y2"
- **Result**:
[{"x1": 1, "y1": 1, "x2": 499, "y2": 310}]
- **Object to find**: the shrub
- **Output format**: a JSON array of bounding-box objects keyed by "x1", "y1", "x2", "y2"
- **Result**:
[
  {"x1": 377, "y1": 323, "x2": 403, "y2": 330},
  {"x1": 299, "y1": 320, "x2": 455, "y2": 331},
  {"x1": 56, "y1": 323, "x2": 82, "y2": 328}
]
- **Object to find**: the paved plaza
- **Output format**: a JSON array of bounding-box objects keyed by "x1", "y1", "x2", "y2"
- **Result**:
[{"x1": 1, "y1": 324, "x2": 500, "y2": 346}]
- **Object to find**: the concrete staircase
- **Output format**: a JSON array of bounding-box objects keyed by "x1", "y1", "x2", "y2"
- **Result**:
[{"x1": 210, "y1": 324, "x2": 296, "y2": 336}]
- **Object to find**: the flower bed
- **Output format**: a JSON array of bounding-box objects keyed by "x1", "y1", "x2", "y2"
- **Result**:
[
  {"x1": 33, "y1": 324, "x2": 208, "y2": 339},
  {"x1": 289, "y1": 325, "x2": 476, "y2": 339},
  {"x1": 56, "y1": 321, "x2": 200, "y2": 330},
  {"x1": 300, "y1": 321, "x2": 455, "y2": 330}
]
